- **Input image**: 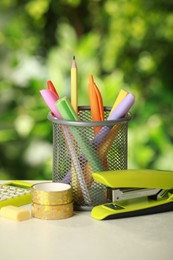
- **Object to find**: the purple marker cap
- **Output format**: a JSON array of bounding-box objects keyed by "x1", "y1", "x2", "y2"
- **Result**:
[
  {"x1": 108, "y1": 93, "x2": 135, "y2": 121},
  {"x1": 93, "y1": 93, "x2": 135, "y2": 146},
  {"x1": 40, "y1": 89, "x2": 61, "y2": 118}
]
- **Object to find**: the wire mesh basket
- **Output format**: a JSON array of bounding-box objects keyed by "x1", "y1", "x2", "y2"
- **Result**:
[{"x1": 48, "y1": 106, "x2": 131, "y2": 210}]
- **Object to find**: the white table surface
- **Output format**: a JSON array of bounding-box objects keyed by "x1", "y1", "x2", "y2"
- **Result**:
[{"x1": 0, "y1": 181, "x2": 173, "y2": 260}]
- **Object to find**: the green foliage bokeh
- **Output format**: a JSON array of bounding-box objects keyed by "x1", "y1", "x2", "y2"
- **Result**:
[{"x1": 0, "y1": 0, "x2": 173, "y2": 180}]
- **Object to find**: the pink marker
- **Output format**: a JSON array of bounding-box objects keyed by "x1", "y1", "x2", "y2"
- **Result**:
[{"x1": 40, "y1": 89, "x2": 61, "y2": 118}]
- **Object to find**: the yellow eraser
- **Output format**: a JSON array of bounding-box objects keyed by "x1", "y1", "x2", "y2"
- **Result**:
[{"x1": 0, "y1": 206, "x2": 31, "y2": 221}]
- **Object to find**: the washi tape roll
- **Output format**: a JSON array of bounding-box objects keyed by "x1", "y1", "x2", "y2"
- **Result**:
[
  {"x1": 32, "y1": 182, "x2": 72, "y2": 206},
  {"x1": 32, "y1": 202, "x2": 73, "y2": 220}
]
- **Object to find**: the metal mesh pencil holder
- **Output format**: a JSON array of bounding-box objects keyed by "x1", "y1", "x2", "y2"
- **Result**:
[{"x1": 48, "y1": 106, "x2": 131, "y2": 210}]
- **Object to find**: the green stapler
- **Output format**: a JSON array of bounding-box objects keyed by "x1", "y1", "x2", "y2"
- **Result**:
[{"x1": 91, "y1": 169, "x2": 173, "y2": 220}]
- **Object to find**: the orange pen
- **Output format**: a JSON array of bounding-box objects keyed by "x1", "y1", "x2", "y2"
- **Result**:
[{"x1": 88, "y1": 75, "x2": 104, "y2": 135}]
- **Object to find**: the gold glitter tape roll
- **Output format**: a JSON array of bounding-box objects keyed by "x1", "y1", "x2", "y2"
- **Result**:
[
  {"x1": 32, "y1": 202, "x2": 73, "y2": 220},
  {"x1": 32, "y1": 182, "x2": 72, "y2": 206}
]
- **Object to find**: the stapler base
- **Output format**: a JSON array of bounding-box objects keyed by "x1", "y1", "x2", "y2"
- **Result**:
[{"x1": 91, "y1": 193, "x2": 173, "y2": 220}]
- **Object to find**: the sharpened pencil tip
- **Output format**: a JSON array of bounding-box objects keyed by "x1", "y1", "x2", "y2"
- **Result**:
[{"x1": 72, "y1": 56, "x2": 77, "y2": 68}]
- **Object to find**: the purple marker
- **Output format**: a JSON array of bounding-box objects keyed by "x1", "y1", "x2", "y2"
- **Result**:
[{"x1": 93, "y1": 93, "x2": 135, "y2": 147}]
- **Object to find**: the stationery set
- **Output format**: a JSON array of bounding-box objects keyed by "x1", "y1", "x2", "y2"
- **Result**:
[{"x1": 0, "y1": 56, "x2": 173, "y2": 221}]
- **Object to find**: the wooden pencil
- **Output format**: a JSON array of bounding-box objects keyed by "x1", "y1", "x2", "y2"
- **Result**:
[{"x1": 71, "y1": 56, "x2": 78, "y2": 114}]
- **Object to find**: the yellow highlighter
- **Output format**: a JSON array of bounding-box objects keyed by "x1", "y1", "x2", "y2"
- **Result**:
[
  {"x1": 110, "y1": 89, "x2": 128, "y2": 114},
  {"x1": 71, "y1": 56, "x2": 78, "y2": 114}
]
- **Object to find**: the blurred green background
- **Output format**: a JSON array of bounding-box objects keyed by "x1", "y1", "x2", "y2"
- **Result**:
[{"x1": 0, "y1": 0, "x2": 173, "y2": 180}]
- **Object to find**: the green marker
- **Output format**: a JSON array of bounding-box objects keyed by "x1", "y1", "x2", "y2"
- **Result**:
[{"x1": 55, "y1": 96, "x2": 105, "y2": 172}]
